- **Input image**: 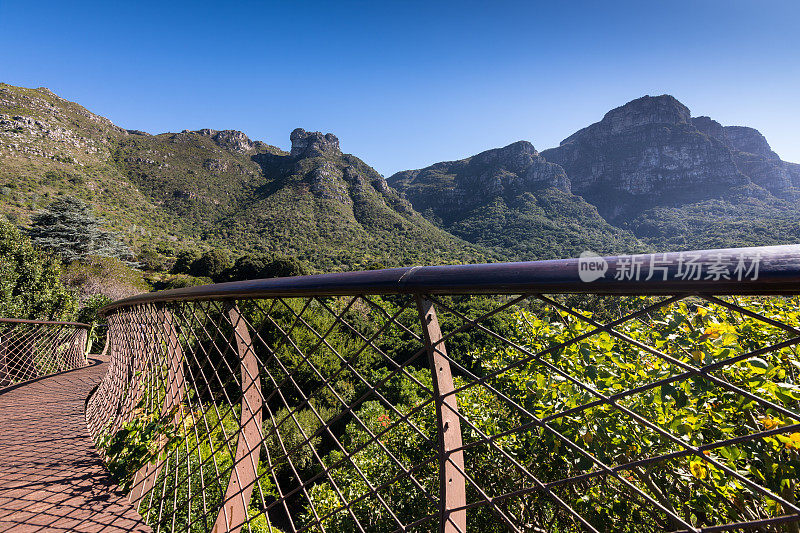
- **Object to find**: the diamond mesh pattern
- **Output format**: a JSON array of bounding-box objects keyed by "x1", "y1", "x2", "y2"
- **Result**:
[
  {"x1": 86, "y1": 293, "x2": 800, "y2": 532},
  {"x1": 0, "y1": 319, "x2": 89, "y2": 388}
]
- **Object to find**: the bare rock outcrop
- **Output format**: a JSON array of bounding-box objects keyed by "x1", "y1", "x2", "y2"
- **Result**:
[{"x1": 290, "y1": 128, "x2": 340, "y2": 158}]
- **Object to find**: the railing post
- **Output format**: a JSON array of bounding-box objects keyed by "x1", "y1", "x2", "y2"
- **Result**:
[
  {"x1": 212, "y1": 303, "x2": 263, "y2": 533},
  {"x1": 79, "y1": 328, "x2": 89, "y2": 364},
  {"x1": 416, "y1": 296, "x2": 467, "y2": 533}
]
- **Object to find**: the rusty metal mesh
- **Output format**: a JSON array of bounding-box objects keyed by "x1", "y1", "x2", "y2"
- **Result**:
[
  {"x1": 0, "y1": 319, "x2": 89, "y2": 389},
  {"x1": 85, "y1": 293, "x2": 800, "y2": 532}
]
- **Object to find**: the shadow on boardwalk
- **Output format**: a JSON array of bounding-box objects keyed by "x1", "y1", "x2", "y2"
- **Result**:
[{"x1": 0, "y1": 357, "x2": 150, "y2": 532}]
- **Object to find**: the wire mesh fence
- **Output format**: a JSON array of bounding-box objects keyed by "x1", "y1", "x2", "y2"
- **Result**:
[
  {"x1": 0, "y1": 318, "x2": 89, "y2": 389},
  {"x1": 86, "y1": 246, "x2": 800, "y2": 532}
]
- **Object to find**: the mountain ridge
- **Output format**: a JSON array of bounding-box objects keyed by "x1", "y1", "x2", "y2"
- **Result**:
[
  {"x1": 2, "y1": 83, "x2": 797, "y2": 271},
  {"x1": 0, "y1": 83, "x2": 488, "y2": 271},
  {"x1": 391, "y1": 94, "x2": 800, "y2": 254}
]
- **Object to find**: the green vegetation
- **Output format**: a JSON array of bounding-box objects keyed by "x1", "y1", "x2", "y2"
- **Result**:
[
  {"x1": 203, "y1": 152, "x2": 487, "y2": 271},
  {"x1": 184, "y1": 249, "x2": 232, "y2": 281},
  {"x1": 167, "y1": 250, "x2": 309, "y2": 284},
  {"x1": 0, "y1": 217, "x2": 76, "y2": 320},
  {"x1": 96, "y1": 295, "x2": 800, "y2": 531},
  {"x1": 298, "y1": 296, "x2": 800, "y2": 531},
  {"x1": 446, "y1": 190, "x2": 648, "y2": 259},
  {"x1": 29, "y1": 196, "x2": 132, "y2": 263},
  {"x1": 631, "y1": 196, "x2": 800, "y2": 251},
  {"x1": 222, "y1": 253, "x2": 309, "y2": 282}
]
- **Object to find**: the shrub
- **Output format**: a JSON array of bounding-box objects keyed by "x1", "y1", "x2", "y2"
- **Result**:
[
  {"x1": 154, "y1": 274, "x2": 212, "y2": 290},
  {"x1": 171, "y1": 248, "x2": 201, "y2": 275},
  {"x1": 223, "y1": 253, "x2": 309, "y2": 282},
  {"x1": 62, "y1": 255, "x2": 150, "y2": 303},
  {"x1": 189, "y1": 249, "x2": 232, "y2": 281},
  {"x1": 0, "y1": 217, "x2": 77, "y2": 320}
]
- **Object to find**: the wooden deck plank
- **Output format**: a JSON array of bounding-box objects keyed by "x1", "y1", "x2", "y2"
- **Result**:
[{"x1": 0, "y1": 357, "x2": 151, "y2": 532}]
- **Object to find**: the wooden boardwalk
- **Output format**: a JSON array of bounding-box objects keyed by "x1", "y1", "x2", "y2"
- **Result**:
[{"x1": 0, "y1": 357, "x2": 150, "y2": 532}]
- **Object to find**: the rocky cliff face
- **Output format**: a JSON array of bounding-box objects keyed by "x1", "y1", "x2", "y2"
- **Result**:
[
  {"x1": 191, "y1": 128, "x2": 258, "y2": 153},
  {"x1": 724, "y1": 126, "x2": 779, "y2": 159},
  {"x1": 290, "y1": 128, "x2": 341, "y2": 158},
  {"x1": 540, "y1": 95, "x2": 800, "y2": 220},
  {"x1": 391, "y1": 140, "x2": 571, "y2": 218},
  {"x1": 541, "y1": 95, "x2": 758, "y2": 219},
  {"x1": 389, "y1": 141, "x2": 644, "y2": 259},
  {"x1": 256, "y1": 129, "x2": 403, "y2": 209},
  {"x1": 691, "y1": 117, "x2": 797, "y2": 194}
]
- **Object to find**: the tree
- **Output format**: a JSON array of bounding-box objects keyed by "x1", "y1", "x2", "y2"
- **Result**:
[
  {"x1": 189, "y1": 249, "x2": 232, "y2": 281},
  {"x1": 222, "y1": 253, "x2": 308, "y2": 282},
  {"x1": 171, "y1": 248, "x2": 202, "y2": 275},
  {"x1": 62, "y1": 256, "x2": 150, "y2": 302},
  {"x1": 29, "y1": 196, "x2": 133, "y2": 263},
  {"x1": 0, "y1": 218, "x2": 77, "y2": 320}
]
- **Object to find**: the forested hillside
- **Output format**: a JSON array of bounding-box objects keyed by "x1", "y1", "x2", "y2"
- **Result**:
[
  {"x1": 0, "y1": 84, "x2": 487, "y2": 272},
  {"x1": 2, "y1": 84, "x2": 799, "y2": 276}
]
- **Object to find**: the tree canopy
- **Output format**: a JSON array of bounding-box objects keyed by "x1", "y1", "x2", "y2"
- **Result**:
[
  {"x1": 29, "y1": 196, "x2": 133, "y2": 263},
  {"x1": 0, "y1": 217, "x2": 77, "y2": 320},
  {"x1": 222, "y1": 253, "x2": 308, "y2": 282},
  {"x1": 170, "y1": 249, "x2": 309, "y2": 283}
]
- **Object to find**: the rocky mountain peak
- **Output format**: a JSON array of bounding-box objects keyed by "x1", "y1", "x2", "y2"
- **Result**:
[
  {"x1": 691, "y1": 118, "x2": 791, "y2": 191},
  {"x1": 692, "y1": 118, "x2": 780, "y2": 159},
  {"x1": 191, "y1": 129, "x2": 255, "y2": 153},
  {"x1": 691, "y1": 116, "x2": 726, "y2": 140},
  {"x1": 471, "y1": 141, "x2": 539, "y2": 173},
  {"x1": 600, "y1": 95, "x2": 691, "y2": 133},
  {"x1": 723, "y1": 126, "x2": 779, "y2": 160},
  {"x1": 542, "y1": 94, "x2": 756, "y2": 219},
  {"x1": 463, "y1": 141, "x2": 570, "y2": 192},
  {"x1": 290, "y1": 128, "x2": 340, "y2": 158}
]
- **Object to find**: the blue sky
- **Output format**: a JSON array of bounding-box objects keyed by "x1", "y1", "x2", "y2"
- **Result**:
[{"x1": 1, "y1": 0, "x2": 798, "y2": 176}]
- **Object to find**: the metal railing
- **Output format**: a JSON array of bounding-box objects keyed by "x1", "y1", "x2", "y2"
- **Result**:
[
  {"x1": 0, "y1": 318, "x2": 90, "y2": 389},
  {"x1": 86, "y1": 244, "x2": 800, "y2": 532}
]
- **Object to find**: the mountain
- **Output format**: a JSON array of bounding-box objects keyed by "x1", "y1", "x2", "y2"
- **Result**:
[
  {"x1": 2, "y1": 84, "x2": 798, "y2": 270},
  {"x1": 391, "y1": 95, "x2": 800, "y2": 254},
  {"x1": 538, "y1": 95, "x2": 800, "y2": 250},
  {"x1": 540, "y1": 96, "x2": 748, "y2": 219},
  {"x1": 0, "y1": 83, "x2": 487, "y2": 270},
  {"x1": 540, "y1": 95, "x2": 800, "y2": 218},
  {"x1": 389, "y1": 141, "x2": 646, "y2": 259},
  {"x1": 206, "y1": 128, "x2": 488, "y2": 269}
]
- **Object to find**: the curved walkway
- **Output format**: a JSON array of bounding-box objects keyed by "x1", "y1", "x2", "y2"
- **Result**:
[{"x1": 0, "y1": 357, "x2": 150, "y2": 532}]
